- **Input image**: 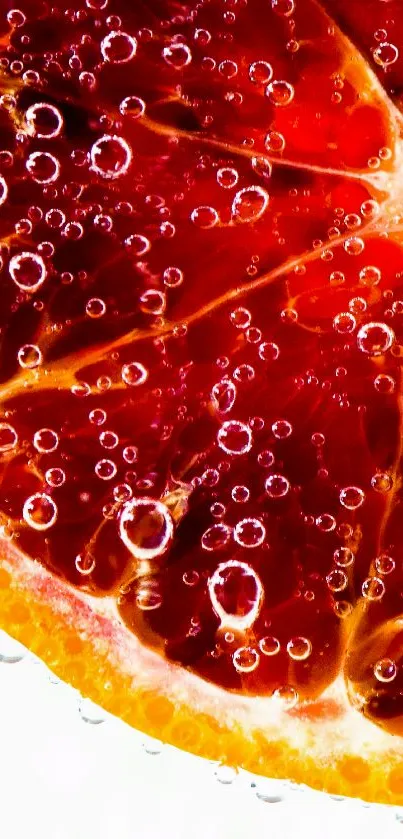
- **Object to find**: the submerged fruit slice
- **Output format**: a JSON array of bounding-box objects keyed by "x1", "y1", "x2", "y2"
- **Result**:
[{"x1": 1, "y1": 0, "x2": 403, "y2": 804}]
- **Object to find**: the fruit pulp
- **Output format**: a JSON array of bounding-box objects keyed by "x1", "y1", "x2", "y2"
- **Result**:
[{"x1": 1, "y1": 0, "x2": 403, "y2": 736}]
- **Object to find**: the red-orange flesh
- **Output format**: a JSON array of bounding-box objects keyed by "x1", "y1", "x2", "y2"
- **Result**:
[{"x1": 1, "y1": 0, "x2": 403, "y2": 804}]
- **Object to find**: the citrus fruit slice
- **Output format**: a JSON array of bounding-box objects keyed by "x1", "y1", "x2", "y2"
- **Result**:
[{"x1": 1, "y1": 0, "x2": 403, "y2": 805}]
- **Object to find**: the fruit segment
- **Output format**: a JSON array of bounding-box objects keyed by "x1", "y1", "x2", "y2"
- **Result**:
[{"x1": 1, "y1": 0, "x2": 403, "y2": 801}]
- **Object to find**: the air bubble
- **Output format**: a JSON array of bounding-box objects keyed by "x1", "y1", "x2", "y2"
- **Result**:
[
  {"x1": 265, "y1": 474, "x2": 290, "y2": 498},
  {"x1": 45, "y1": 467, "x2": 66, "y2": 487},
  {"x1": 373, "y1": 42, "x2": 399, "y2": 67},
  {"x1": 86, "y1": 297, "x2": 106, "y2": 318},
  {"x1": 339, "y1": 486, "x2": 365, "y2": 510},
  {"x1": 90, "y1": 134, "x2": 132, "y2": 179},
  {"x1": 119, "y1": 96, "x2": 145, "y2": 118},
  {"x1": 95, "y1": 459, "x2": 117, "y2": 480},
  {"x1": 344, "y1": 237, "x2": 364, "y2": 256},
  {"x1": 231, "y1": 485, "x2": 250, "y2": 503},
  {"x1": 287, "y1": 636, "x2": 312, "y2": 661},
  {"x1": 232, "y1": 186, "x2": 269, "y2": 223},
  {"x1": 119, "y1": 498, "x2": 173, "y2": 562},
  {"x1": 233, "y1": 646, "x2": 260, "y2": 673},
  {"x1": 122, "y1": 361, "x2": 148, "y2": 386},
  {"x1": 259, "y1": 636, "x2": 280, "y2": 656},
  {"x1": 201, "y1": 523, "x2": 231, "y2": 551},
  {"x1": 326, "y1": 568, "x2": 348, "y2": 592},
  {"x1": 101, "y1": 30, "x2": 137, "y2": 63},
  {"x1": 271, "y1": 0, "x2": 295, "y2": 15},
  {"x1": 26, "y1": 151, "x2": 60, "y2": 184},
  {"x1": 259, "y1": 341, "x2": 279, "y2": 361},
  {"x1": 265, "y1": 131, "x2": 285, "y2": 152},
  {"x1": 208, "y1": 559, "x2": 263, "y2": 630},
  {"x1": 162, "y1": 43, "x2": 192, "y2": 68},
  {"x1": 374, "y1": 658, "x2": 397, "y2": 683},
  {"x1": 362, "y1": 576, "x2": 385, "y2": 601},
  {"x1": 9, "y1": 252, "x2": 46, "y2": 292},
  {"x1": 216, "y1": 167, "x2": 239, "y2": 189},
  {"x1": 217, "y1": 420, "x2": 252, "y2": 455},
  {"x1": 375, "y1": 554, "x2": 395, "y2": 575},
  {"x1": 272, "y1": 419, "x2": 292, "y2": 439},
  {"x1": 23, "y1": 493, "x2": 57, "y2": 530},
  {"x1": 333, "y1": 312, "x2": 356, "y2": 334},
  {"x1": 234, "y1": 517, "x2": 266, "y2": 548},
  {"x1": 359, "y1": 265, "x2": 381, "y2": 286},
  {"x1": 125, "y1": 234, "x2": 150, "y2": 256},
  {"x1": 75, "y1": 553, "x2": 96, "y2": 575},
  {"x1": 249, "y1": 61, "x2": 273, "y2": 84},
  {"x1": 357, "y1": 322, "x2": 395, "y2": 356},
  {"x1": 333, "y1": 547, "x2": 355, "y2": 567},
  {"x1": 266, "y1": 80, "x2": 294, "y2": 106},
  {"x1": 230, "y1": 307, "x2": 251, "y2": 329},
  {"x1": 25, "y1": 102, "x2": 63, "y2": 138},
  {"x1": 0, "y1": 422, "x2": 18, "y2": 452},
  {"x1": 371, "y1": 472, "x2": 393, "y2": 493},
  {"x1": 33, "y1": 428, "x2": 58, "y2": 453},
  {"x1": 190, "y1": 205, "x2": 219, "y2": 228},
  {"x1": 272, "y1": 685, "x2": 298, "y2": 709}
]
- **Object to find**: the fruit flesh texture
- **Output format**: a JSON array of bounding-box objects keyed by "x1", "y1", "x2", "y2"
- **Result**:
[{"x1": 1, "y1": 0, "x2": 403, "y2": 732}]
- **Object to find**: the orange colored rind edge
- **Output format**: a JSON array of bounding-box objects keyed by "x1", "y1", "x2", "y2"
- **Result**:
[{"x1": 1, "y1": 538, "x2": 403, "y2": 805}]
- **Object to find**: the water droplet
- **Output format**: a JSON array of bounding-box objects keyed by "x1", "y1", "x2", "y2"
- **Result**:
[
  {"x1": 339, "y1": 486, "x2": 365, "y2": 510},
  {"x1": 217, "y1": 420, "x2": 252, "y2": 455},
  {"x1": 215, "y1": 764, "x2": 238, "y2": 784},
  {"x1": 208, "y1": 559, "x2": 263, "y2": 630},
  {"x1": 23, "y1": 493, "x2": 58, "y2": 530},
  {"x1": 233, "y1": 646, "x2": 260, "y2": 673},
  {"x1": 0, "y1": 630, "x2": 26, "y2": 664},
  {"x1": 201, "y1": 523, "x2": 232, "y2": 551},
  {"x1": 234, "y1": 517, "x2": 266, "y2": 548},
  {"x1": 90, "y1": 134, "x2": 132, "y2": 179},
  {"x1": 357, "y1": 322, "x2": 395, "y2": 356},
  {"x1": 119, "y1": 497, "x2": 173, "y2": 561},
  {"x1": 265, "y1": 473, "x2": 290, "y2": 498},
  {"x1": 79, "y1": 697, "x2": 105, "y2": 724},
  {"x1": 266, "y1": 80, "x2": 294, "y2": 106},
  {"x1": 362, "y1": 576, "x2": 385, "y2": 601},
  {"x1": 232, "y1": 186, "x2": 269, "y2": 223},
  {"x1": 101, "y1": 30, "x2": 137, "y2": 63},
  {"x1": 9, "y1": 252, "x2": 46, "y2": 292},
  {"x1": 287, "y1": 636, "x2": 312, "y2": 661},
  {"x1": 121, "y1": 361, "x2": 148, "y2": 386},
  {"x1": 25, "y1": 102, "x2": 63, "y2": 138},
  {"x1": 374, "y1": 658, "x2": 397, "y2": 682}
]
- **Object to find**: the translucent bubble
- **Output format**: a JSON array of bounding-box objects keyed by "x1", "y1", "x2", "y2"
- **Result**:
[
  {"x1": 218, "y1": 59, "x2": 238, "y2": 79},
  {"x1": 7, "y1": 9, "x2": 26, "y2": 26},
  {"x1": 234, "y1": 517, "x2": 266, "y2": 548},
  {"x1": 371, "y1": 472, "x2": 393, "y2": 493},
  {"x1": 99, "y1": 430, "x2": 119, "y2": 449},
  {"x1": 374, "y1": 658, "x2": 397, "y2": 682},
  {"x1": 45, "y1": 467, "x2": 66, "y2": 487},
  {"x1": 326, "y1": 568, "x2": 348, "y2": 592},
  {"x1": 201, "y1": 523, "x2": 232, "y2": 551},
  {"x1": 257, "y1": 449, "x2": 275, "y2": 467},
  {"x1": 0, "y1": 174, "x2": 8, "y2": 206},
  {"x1": 349, "y1": 296, "x2": 366, "y2": 314},
  {"x1": 360, "y1": 199, "x2": 379, "y2": 218},
  {"x1": 23, "y1": 492, "x2": 57, "y2": 530},
  {"x1": 249, "y1": 60, "x2": 273, "y2": 84},
  {"x1": 344, "y1": 237, "x2": 364, "y2": 256},
  {"x1": 33, "y1": 428, "x2": 59, "y2": 453},
  {"x1": 375, "y1": 553, "x2": 395, "y2": 575},
  {"x1": 125, "y1": 234, "x2": 150, "y2": 256},
  {"x1": 266, "y1": 80, "x2": 294, "y2": 106},
  {"x1": 163, "y1": 266, "x2": 183, "y2": 288},
  {"x1": 217, "y1": 420, "x2": 252, "y2": 455},
  {"x1": 272, "y1": 419, "x2": 292, "y2": 439},
  {"x1": 183, "y1": 569, "x2": 199, "y2": 586},
  {"x1": 122, "y1": 361, "x2": 148, "y2": 386},
  {"x1": 362, "y1": 576, "x2": 385, "y2": 601},
  {"x1": 329, "y1": 270, "x2": 345, "y2": 286},
  {"x1": 89, "y1": 408, "x2": 107, "y2": 425},
  {"x1": 86, "y1": 297, "x2": 106, "y2": 318},
  {"x1": 232, "y1": 186, "x2": 269, "y2": 223},
  {"x1": 216, "y1": 167, "x2": 239, "y2": 189},
  {"x1": 265, "y1": 473, "x2": 290, "y2": 498},
  {"x1": 339, "y1": 486, "x2": 365, "y2": 510},
  {"x1": 259, "y1": 341, "x2": 279, "y2": 361},
  {"x1": 231, "y1": 485, "x2": 250, "y2": 503},
  {"x1": 259, "y1": 636, "x2": 280, "y2": 656},
  {"x1": 16, "y1": 343, "x2": 42, "y2": 369},
  {"x1": 272, "y1": 685, "x2": 298, "y2": 709},
  {"x1": 208, "y1": 559, "x2": 263, "y2": 630},
  {"x1": 119, "y1": 497, "x2": 173, "y2": 561},
  {"x1": 271, "y1": 0, "x2": 295, "y2": 15},
  {"x1": 359, "y1": 265, "x2": 381, "y2": 287},
  {"x1": 190, "y1": 205, "x2": 219, "y2": 228},
  {"x1": 26, "y1": 151, "x2": 60, "y2": 184},
  {"x1": 162, "y1": 43, "x2": 192, "y2": 68},
  {"x1": 75, "y1": 553, "x2": 96, "y2": 575},
  {"x1": 265, "y1": 130, "x2": 285, "y2": 152},
  {"x1": 251, "y1": 156, "x2": 272, "y2": 180},
  {"x1": 122, "y1": 445, "x2": 138, "y2": 464},
  {"x1": 0, "y1": 422, "x2": 18, "y2": 452},
  {"x1": 333, "y1": 312, "x2": 356, "y2": 334},
  {"x1": 233, "y1": 646, "x2": 260, "y2": 673},
  {"x1": 333, "y1": 546, "x2": 355, "y2": 567},
  {"x1": 287, "y1": 636, "x2": 312, "y2": 660},
  {"x1": 101, "y1": 30, "x2": 137, "y2": 63},
  {"x1": 90, "y1": 134, "x2": 132, "y2": 179},
  {"x1": 136, "y1": 582, "x2": 163, "y2": 611},
  {"x1": 230, "y1": 307, "x2": 251, "y2": 329},
  {"x1": 9, "y1": 252, "x2": 46, "y2": 292},
  {"x1": 357, "y1": 322, "x2": 395, "y2": 356},
  {"x1": 95, "y1": 459, "x2": 117, "y2": 480},
  {"x1": 334, "y1": 600, "x2": 353, "y2": 619},
  {"x1": 233, "y1": 363, "x2": 255, "y2": 383},
  {"x1": 373, "y1": 42, "x2": 399, "y2": 67},
  {"x1": 25, "y1": 102, "x2": 63, "y2": 138},
  {"x1": 119, "y1": 96, "x2": 145, "y2": 119}
]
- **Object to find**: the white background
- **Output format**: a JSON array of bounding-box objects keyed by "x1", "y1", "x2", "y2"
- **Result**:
[{"x1": 0, "y1": 631, "x2": 402, "y2": 839}]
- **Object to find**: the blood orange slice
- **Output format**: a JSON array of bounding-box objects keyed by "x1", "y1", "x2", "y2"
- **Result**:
[{"x1": 1, "y1": 0, "x2": 403, "y2": 804}]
